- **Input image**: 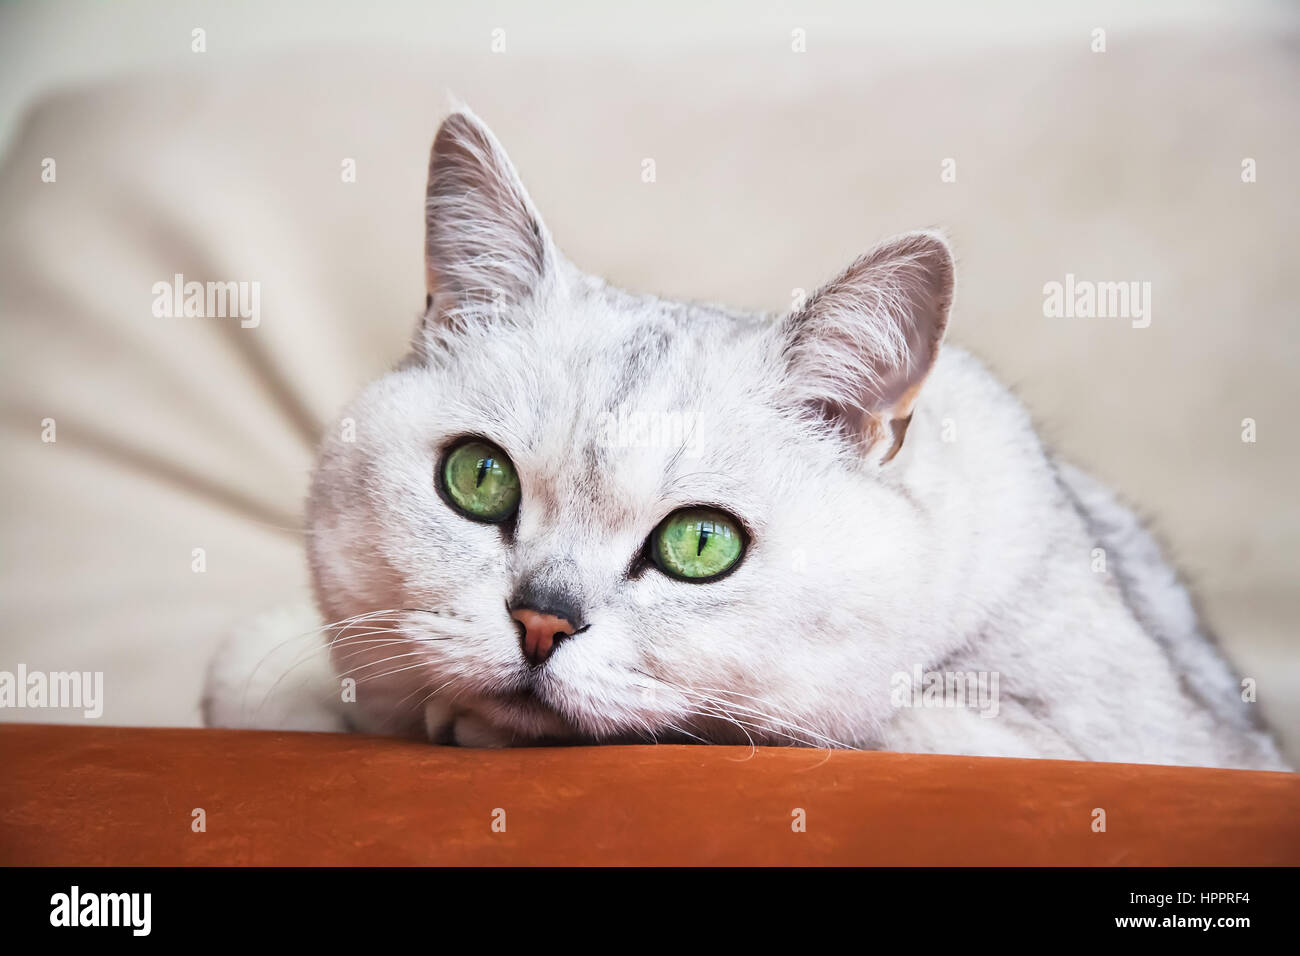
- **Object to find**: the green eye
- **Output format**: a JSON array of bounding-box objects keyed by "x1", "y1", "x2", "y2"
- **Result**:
[
  {"x1": 440, "y1": 439, "x2": 521, "y2": 522},
  {"x1": 652, "y1": 507, "x2": 745, "y2": 581}
]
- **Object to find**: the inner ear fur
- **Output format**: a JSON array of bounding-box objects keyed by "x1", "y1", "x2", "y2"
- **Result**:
[{"x1": 783, "y1": 231, "x2": 954, "y2": 461}]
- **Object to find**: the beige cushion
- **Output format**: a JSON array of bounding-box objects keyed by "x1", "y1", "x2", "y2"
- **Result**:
[{"x1": 1, "y1": 34, "x2": 1295, "y2": 759}]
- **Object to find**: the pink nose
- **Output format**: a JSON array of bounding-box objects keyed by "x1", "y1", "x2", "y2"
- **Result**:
[{"x1": 510, "y1": 608, "x2": 577, "y2": 666}]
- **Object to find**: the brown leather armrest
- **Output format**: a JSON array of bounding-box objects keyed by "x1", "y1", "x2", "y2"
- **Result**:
[{"x1": 1, "y1": 725, "x2": 1296, "y2": 865}]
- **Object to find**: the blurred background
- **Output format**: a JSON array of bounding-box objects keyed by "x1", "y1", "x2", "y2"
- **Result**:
[{"x1": 0, "y1": 0, "x2": 1296, "y2": 762}]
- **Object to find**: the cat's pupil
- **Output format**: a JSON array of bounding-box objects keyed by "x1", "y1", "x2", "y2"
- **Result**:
[
  {"x1": 475, "y1": 458, "x2": 491, "y2": 488},
  {"x1": 697, "y1": 524, "x2": 711, "y2": 556}
]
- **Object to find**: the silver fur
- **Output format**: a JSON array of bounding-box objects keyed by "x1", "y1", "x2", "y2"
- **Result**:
[{"x1": 204, "y1": 109, "x2": 1287, "y2": 769}]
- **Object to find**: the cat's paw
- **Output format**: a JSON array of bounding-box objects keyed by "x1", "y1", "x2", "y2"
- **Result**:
[
  {"x1": 424, "y1": 699, "x2": 516, "y2": 748},
  {"x1": 203, "y1": 603, "x2": 350, "y2": 733}
]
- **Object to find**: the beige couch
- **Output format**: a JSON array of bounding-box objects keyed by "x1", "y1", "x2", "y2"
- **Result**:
[{"x1": 1, "y1": 12, "x2": 1296, "y2": 761}]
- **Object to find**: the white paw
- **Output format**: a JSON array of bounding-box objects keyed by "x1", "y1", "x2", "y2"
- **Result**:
[
  {"x1": 424, "y1": 699, "x2": 515, "y2": 747},
  {"x1": 203, "y1": 603, "x2": 350, "y2": 733}
]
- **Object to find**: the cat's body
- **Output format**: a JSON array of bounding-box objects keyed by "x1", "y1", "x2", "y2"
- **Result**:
[{"x1": 204, "y1": 110, "x2": 1286, "y2": 769}]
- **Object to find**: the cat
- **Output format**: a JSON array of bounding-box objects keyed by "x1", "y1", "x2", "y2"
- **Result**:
[{"x1": 204, "y1": 108, "x2": 1288, "y2": 769}]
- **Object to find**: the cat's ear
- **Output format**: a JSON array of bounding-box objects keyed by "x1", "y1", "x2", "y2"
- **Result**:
[
  {"x1": 781, "y1": 231, "x2": 954, "y2": 462},
  {"x1": 422, "y1": 108, "x2": 557, "y2": 326}
]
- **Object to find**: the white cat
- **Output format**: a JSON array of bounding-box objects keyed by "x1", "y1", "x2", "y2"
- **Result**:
[{"x1": 204, "y1": 109, "x2": 1287, "y2": 769}]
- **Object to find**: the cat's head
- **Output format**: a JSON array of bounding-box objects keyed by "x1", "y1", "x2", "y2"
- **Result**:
[{"x1": 307, "y1": 109, "x2": 954, "y2": 746}]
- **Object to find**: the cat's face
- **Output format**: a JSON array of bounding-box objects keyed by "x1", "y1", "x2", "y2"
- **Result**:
[{"x1": 307, "y1": 110, "x2": 954, "y2": 747}]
